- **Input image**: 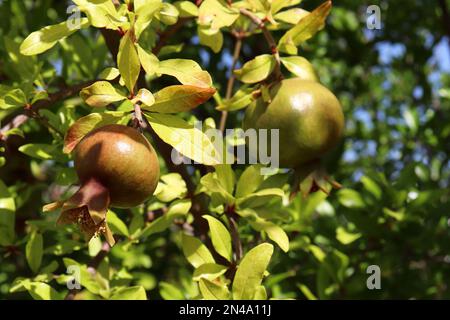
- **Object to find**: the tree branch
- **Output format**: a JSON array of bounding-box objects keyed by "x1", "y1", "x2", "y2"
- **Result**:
[
  {"x1": 219, "y1": 36, "x2": 243, "y2": 133},
  {"x1": 239, "y1": 8, "x2": 282, "y2": 80}
]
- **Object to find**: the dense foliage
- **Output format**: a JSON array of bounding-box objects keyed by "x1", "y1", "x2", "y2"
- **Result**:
[{"x1": 0, "y1": 0, "x2": 449, "y2": 300}]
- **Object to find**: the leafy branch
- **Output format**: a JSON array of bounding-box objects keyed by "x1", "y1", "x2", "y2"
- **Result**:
[{"x1": 239, "y1": 8, "x2": 283, "y2": 80}]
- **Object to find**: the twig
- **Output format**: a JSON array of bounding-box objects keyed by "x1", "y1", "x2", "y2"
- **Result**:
[
  {"x1": 228, "y1": 213, "x2": 243, "y2": 262},
  {"x1": 0, "y1": 81, "x2": 95, "y2": 138},
  {"x1": 219, "y1": 36, "x2": 243, "y2": 133},
  {"x1": 239, "y1": 8, "x2": 282, "y2": 80},
  {"x1": 152, "y1": 18, "x2": 190, "y2": 55}
]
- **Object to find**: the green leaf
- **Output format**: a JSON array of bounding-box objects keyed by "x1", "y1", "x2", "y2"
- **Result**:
[
  {"x1": 234, "y1": 54, "x2": 276, "y2": 84},
  {"x1": 110, "y1": 286, "x2": 147, "y2": 300},
  {"x1": 336, "y1": 227, "x2": 361, "y2": 245},
  {"x1": 23, "y1": 282, "x2": 63, "y2": 300},
  {"x1": 0, "y1": 180, "x2": 15, "y2": 246},
  {"x1": 193, "y1": 263, "x2": 228, "y2": 281},
  {"x1": 274, "y1": 8, "x2": 309, "y2": 25},
  {"x1": 157, "y1": 59, "x2": 213, "y2": 88},
  {"x1": 237, "y1": 188, "x2": 285, "y2": 208},
  {"x1": 137, "y1": 45, "x2": 159, "y2": 77},
  {"x1": 280, "y1": 56, "x2": 318, "y2": 81},
  {"x1": 361, "y1": 175, "x2": 382, "y2": 200},
  {"x1": 198, "y1": 25, "x2": 223, "y2": 53},
  {"x1": 3, "y1": 88, "x2": 27, "y2": 107},
  {"x1": 26, "y1": 231, "x2": 43, "y2": 273},
  {"x1": 254, "y1": 285, "x2": 267, "y2": 300},
  {"x1": 216, "y1": 86, "x2": 255, "y2": 111},
  {"x1": 160, "y1": 282, "x2": 185, "y2": 299},
  {"x1": 175, "y1": 1, "x2": 199, "y2": 17},
  {"x1": 158, "y1": 3, "x2": 180, "y2": 26},
  {"x1": 118, "y1": 30, "x2": 140, "y2": 93},
  {"x1": 203, "y1": 215, "x2": 232, "y2": 262},
  {"x1": 20, "y1": 18, "x2": 89, "y2": 55},
  {"x1": 337, "y1": 189, "x2": 366, "y2": 209},
  {"x1": 198, "y1": 0, "x2": 239, "y2": 29},
  {"x1": 134, "y1": 88, "x2": 155, "y2": 107},
  {"x1": 139, "y1": 199, "x2": 191, "y2": 238},
  {"x1": 297, "y1": 283, "x2": 318, "y2": 300},
  {"x1": 134, "y1": 0, "x2": 162, "y2": 38},
  {"x1": 142, "y1": 85, "x2": 215, "y2": 113},
  {"x1": 154, "y1": 173, "x2": 188, "y2": 202},
  {"x1": 80, "y1": 81, "x2": 126, "y2": 107},
  {"x1": 249, "y1": 217, "x2": 289, "y2": 252},
  {"x1": 199, "y1": 278, "x2": 230, "y2": 300},
  {"x1": 98, "y1": 67, "x2": 120, "y2": 80},
  {"x1": 200, "y1": 173, "x2": 235, "y2": 205},
  {"x1": 278, "y1": 1, "x2": 331, "y2": 55},
  {"x1": 270, "y1": 0, "x2": 302, "y2": 15},
  {"x1": 232, "y1": 243, "x2": 273, "y2": 300},
  {"x1": 63, "y1": 111, "x2": 126, "y2": 153},
  {"x1": 18, "y1": 144, "x2": 55, "y2": 160},
  {"x1": 145, "y1": 112, "x2": 221, "y2": 165},
  {"x1": 73, "y1": 0, "x2": 125, "y2": 29},
  {"x1": 181, "y1": 233, "x2": 215, "y2": 268},
  {"x1": 235, "y1": 164, "x2": 265, "y2": 198},
  {"x1": 107, "y1": 210, "x2": 129, "y2": 237}
]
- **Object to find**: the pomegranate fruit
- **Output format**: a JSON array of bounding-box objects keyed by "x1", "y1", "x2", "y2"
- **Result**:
[
  {"x1": 243, "y1": 78, "x2": 344, "y2": 169},
  {"x1": 46, "y1": 124, "x2": 160, "y2": 245}
]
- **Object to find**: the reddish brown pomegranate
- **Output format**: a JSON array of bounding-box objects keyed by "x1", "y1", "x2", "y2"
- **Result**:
[{"x1": 45, "y1": 124, "x2": 160, "y2": 245}]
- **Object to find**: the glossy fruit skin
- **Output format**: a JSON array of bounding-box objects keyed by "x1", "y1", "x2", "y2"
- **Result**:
[
  {"x1": 74, "y1": 124, "x2": 160, "y2": 208},
  {"x1": 243, "y1": 78, "x2": 344, "y2": 169}
]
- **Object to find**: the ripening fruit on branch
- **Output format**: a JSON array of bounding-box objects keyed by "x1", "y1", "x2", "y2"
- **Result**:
[
  {"x1": 44, "y1": 124, "x2": 160, "y2": 246},
  {"x1": 243, "y1": 78, "x2": 344, "y2": 195}
]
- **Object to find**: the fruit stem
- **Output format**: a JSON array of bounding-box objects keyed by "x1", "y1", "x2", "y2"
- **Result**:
[
  {"x1": 133, "y1": 103, "x2": 145, "y2": 129},
  {"x1": 239, "y1": 8, "x2": 283, "y2": 81}
]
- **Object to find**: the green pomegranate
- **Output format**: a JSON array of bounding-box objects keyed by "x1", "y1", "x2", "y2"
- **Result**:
[
  {"x1": 74, "y1": 124, "x2": 160, "y2": 208},
  {"x1": 243, "y1": 78, "x2": 344, "y2": 169},
  {"x1": 45, "y1": 124, "x2": 160, "y2": 246}
]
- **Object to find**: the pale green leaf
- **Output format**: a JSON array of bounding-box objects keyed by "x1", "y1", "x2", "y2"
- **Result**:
[
  {"x1": 249, "y1": 217, "x2": 289, "y2": 252},
  {"x1": 203, "y1": 215, "x2": 232, "y2": 262},
  {"x1": 0, "y1": 180, "x2": 15, "y2": 246},
  {"x1": 235, "y1": 164, "x2": 264, "y2": 198},
  {"x1": 26, "y1": 231, "x2": 43, "y2": 273},
  {"x1": 198, "y1": 25, "x2": 223, "y2": 53},
  {"x1": 18, "y1": 144, "x2": 55, "y2": 160},
  {"x1": 142, "y1": 85, "x2": 215, "y2": 113},
  {"x1": 20, "y1": 18, "x2": 89, "y2": 55},
  {"x1": 198, "y1": 0, "x2": 239, "y2": 29},
  {"x1": 110, "y1": 286, "x2": 147, "y2": 300},
  {"x1": 137, "y1": 45, "x2": 159, "y2": 77},
  {"x1": 118, "y1": 31, "x2": 140, "y2": 93},
  {"x1": 280, "y1": 56, "x2": 318, "y2": 81},
  {"x1": 234, "y1": 54, "x2": 276, "y2": 84},
  {"x1": 107, "y1": 210, "x2": 129, "y2": 237},
  {"x1": 181, "y1": 233, "x2": 215, "y2": 268},
  {"x1": 175, "y1": 1, "x2": 199, "y2": 17},
  {"x1": 98, "y1": 67, "x2": 120, "y2": 80},
  {"x1": 157, "y1": 59, "x2": 213, "y2": 88},
  {"x1": 193, "y1": 263, "x2": 228, "y2": 281},
  {"x1": 145, "y1": 113, "x2": 221, "y2": 165},
  {"x1": 80, "y1": 81, "x2": 126, "y2": 107},
  {"x1": 278, "y1": 1, "x2": 331, "y2": 55},
  {"x1": 154, "y1": 173, "x2": 188, "y2": 202},
  {"x1": 232, "y1": 243, "x2": 273, "y2": 300},
  {"x1": 199, "y1": 278, "x2": 230, "y2": 300}
]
